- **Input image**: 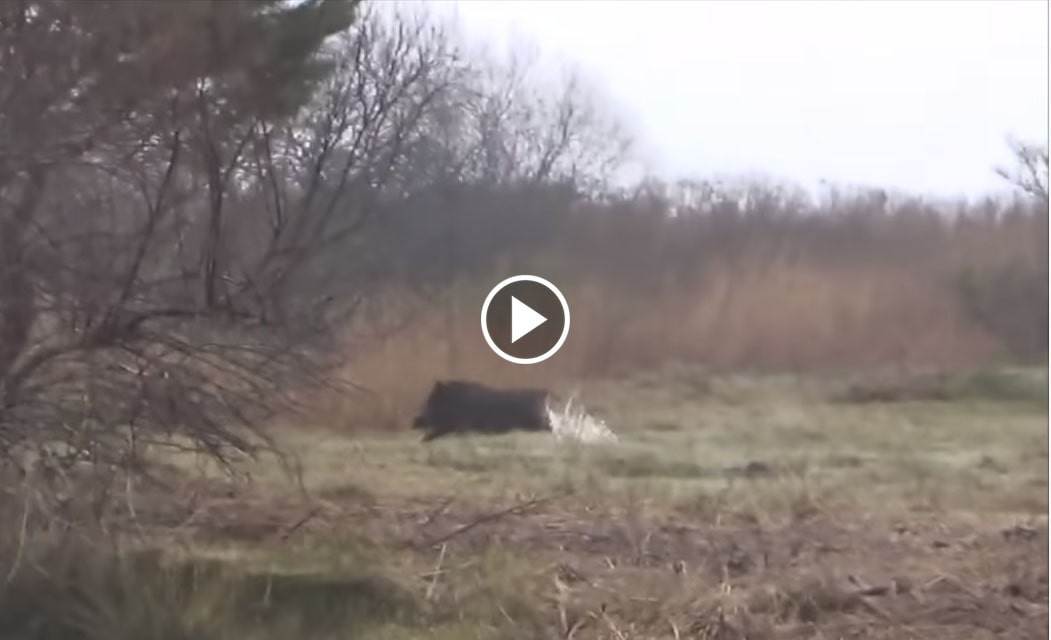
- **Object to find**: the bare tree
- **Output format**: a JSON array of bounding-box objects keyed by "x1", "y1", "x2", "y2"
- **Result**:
[
  {"x1": 447, "y1": 53, "x2": 631, "y2": 192},
  {"x1": 0, "y1": 0, "x2": 370, "y2": 508},
  {"x1": 997, "y1": 138, "x2": 1049, "y2": 206}
]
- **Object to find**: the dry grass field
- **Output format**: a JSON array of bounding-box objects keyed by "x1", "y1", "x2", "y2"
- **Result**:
[{"x1": 5, "y1": 365, "x2": 1045, "y2": 639}]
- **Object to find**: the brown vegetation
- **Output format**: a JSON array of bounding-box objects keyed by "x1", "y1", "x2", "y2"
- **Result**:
[{"x1": 334, "y1": 180, "x2": 1047, "y2": 430}]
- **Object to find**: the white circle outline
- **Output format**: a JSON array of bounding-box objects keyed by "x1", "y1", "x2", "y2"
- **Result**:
[{"x1": 480, "y1": 275, "x2": 570, "y2": 365}]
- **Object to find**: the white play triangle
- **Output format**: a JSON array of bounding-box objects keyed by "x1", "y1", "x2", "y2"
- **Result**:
[{"x1": 510, "y1": 296, "x2": 547, "y2": 343}]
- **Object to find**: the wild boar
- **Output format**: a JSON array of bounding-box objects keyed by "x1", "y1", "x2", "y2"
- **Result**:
[{"x1": 412, "y1": 380, "x2": 551, "y2": 442}]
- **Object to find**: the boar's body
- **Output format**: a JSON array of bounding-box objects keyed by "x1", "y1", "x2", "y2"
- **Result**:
[{"x1": 413, "y1": 380, "x2": 551, "y2": 442}]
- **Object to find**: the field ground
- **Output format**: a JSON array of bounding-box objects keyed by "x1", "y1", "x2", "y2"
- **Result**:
[{"x1": 7, "y1": 366, "x2": 1048, "y2": 639}]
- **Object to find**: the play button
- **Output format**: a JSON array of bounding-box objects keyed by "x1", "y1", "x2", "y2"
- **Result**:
[
  {"x1": 511, "y1": 296, "x2": 546, "y2": 343},
  {"x1": 482, "y1": 275, "x2": 570, "y2": 364}
]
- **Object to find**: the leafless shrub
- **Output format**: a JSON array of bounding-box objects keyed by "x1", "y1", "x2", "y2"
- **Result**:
[{"x1": 0, "y1": 2, "x2": 468, "y2": 505}]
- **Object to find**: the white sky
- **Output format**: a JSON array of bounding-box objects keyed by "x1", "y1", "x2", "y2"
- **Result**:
[{"x1": 426, "y1": 0, "x2": 1048, "y2": 200}]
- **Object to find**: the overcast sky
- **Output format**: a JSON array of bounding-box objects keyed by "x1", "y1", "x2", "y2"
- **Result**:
[{"x1": 426, "y1": 0, "x2": 1048, "y2": 200}]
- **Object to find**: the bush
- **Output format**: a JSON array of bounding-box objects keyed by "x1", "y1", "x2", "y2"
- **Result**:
[{"x1": 955, "y1": 260, "x2": 1049, "y2": 362}]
